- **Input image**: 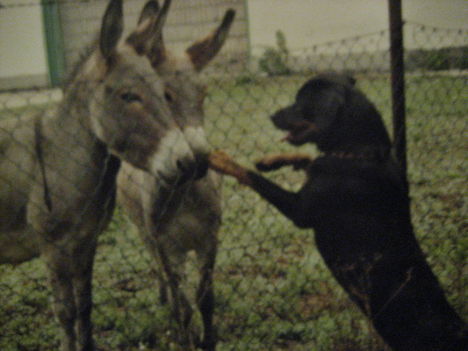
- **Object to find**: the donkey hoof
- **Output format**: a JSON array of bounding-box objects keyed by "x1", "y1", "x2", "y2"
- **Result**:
[{"x1": 196, "y1": 330, "x2": 218, "y2": 351}]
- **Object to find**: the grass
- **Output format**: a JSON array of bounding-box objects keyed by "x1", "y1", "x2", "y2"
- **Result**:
[{"x1": 0, "y1": 73, "x2": 466, "y2": 350}]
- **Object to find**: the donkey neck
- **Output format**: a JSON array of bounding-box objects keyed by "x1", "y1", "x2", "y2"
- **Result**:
[
  {"x1": 38, "y1": 82, "x2": 120, "y2": 205},
  {"x1": 45, "y1": 89, "x2": 98, "y2": 156}
]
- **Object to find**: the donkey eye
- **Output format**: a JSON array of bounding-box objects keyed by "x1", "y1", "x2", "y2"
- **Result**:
[
  {"x1": 200, "y1": 85, "x2": 208, "y2": 100},
  {"x1": 164, "y1": 88, "x2": 175, "y2": 103},
  {"x1": 198, "y1": 89, "x2": 207, "y2": 107},
  {"x1": 120, "y1": 92, "x2": 142, "y2": 103}
]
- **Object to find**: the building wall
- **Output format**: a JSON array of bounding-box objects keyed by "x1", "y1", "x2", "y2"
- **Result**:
[
  {"x1": 247, "y1": 0, "x2": 468, "y2": 55},
  {"x1": 0, "y1": 0, "x2": 48, "y2": 90},
  {"x1": 58, "y1": 0, "x2": 249, "y2": 76},
  {"x1": 1, "y1": 0, "x2": 466, "y2": 91}
]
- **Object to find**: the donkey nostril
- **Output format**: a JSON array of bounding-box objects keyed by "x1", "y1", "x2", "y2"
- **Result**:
[
  {"x1": 176, "y1": 159, "x2": 187, "y2": 172},
  {"x1": 176, "y1": 158, "x2": 196, "y2": 175},
  {"x1": 195, "y1": 158, "x2": 209, "y2": 179}
]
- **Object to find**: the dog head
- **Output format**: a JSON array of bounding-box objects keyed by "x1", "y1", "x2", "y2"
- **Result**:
[{"x1": 271, "y1": 73, "x2": 391, "y2": 155}]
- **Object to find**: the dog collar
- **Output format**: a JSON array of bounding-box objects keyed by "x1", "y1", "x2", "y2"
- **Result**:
[{"x1": 325, "y1": 151, "x2": 387, "y2": 162}]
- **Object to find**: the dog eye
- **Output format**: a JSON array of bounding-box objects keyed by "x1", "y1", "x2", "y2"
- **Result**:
[{"x1": 121, "y1": 92, "x2": 142, "y2": 103}]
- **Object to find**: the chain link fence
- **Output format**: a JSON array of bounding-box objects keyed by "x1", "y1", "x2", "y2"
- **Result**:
[{"x1": 0, "y1": 1, "x2": 467, "y2": 350}]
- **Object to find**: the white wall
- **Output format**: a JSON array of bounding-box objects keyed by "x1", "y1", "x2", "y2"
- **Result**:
[
  {"x1": 404, "y1": 0, "x2": 467, "y2": 28},
  {"x1": 0, "y1": 0, "x2": 48, "y2": 89},
  {"x1": 247, "y1": 0, "x2": 468, "y2": 55},
  {"x1": 1, "y1": 0, "x2": 466, "y2": 90}
]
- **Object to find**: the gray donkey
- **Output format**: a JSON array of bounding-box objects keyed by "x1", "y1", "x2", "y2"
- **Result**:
[
  {"x1": 0, "y1": 0, "x2": 209, "y2": 350},
  {"x1": 117, "y1": 1, "x2": 235, "y2": 350}
]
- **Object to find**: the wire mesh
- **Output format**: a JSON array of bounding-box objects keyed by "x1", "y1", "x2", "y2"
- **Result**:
[{"x1": 0, "y1": 1, "x2": 467, "y2": 350}]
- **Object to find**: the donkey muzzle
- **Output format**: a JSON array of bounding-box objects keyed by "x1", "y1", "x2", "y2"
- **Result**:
[
  {"x1": 176, "y1": 153, "x2": 209, "y2": 184},
  {"x1": 182, "y1": 125, "x2": 210, "y2": 180},
  {"x1": 148, "y1": 128, "x2": 209, "y2": 185}
]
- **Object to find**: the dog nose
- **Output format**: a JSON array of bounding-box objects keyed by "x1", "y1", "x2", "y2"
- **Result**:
[
  {"x1": 270, "y1": 113, "x2": 279, "y2": 127},
  {"x1": 270, "y1": 106, "x2": 288, "y2": 126},
  {"x1": 271, "y1": 105, "x2": 297, "y2": 130}
]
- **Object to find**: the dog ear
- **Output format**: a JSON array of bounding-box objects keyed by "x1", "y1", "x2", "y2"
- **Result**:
[
  {"x1": 316, "y1": 82, "x2": 392, "y2": 153},
  {"x1": 303, "y1": 84, "x2": 346, "y2": 133}
]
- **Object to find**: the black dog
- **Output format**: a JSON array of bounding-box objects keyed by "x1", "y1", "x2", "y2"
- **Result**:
[{"x1": 210, "y1": 73, "x2": 467, "y2": 350}]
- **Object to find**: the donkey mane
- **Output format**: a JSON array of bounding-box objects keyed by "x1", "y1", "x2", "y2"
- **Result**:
[{"x1": 63, "y1": 38, "x2": 100, "y2": 91}]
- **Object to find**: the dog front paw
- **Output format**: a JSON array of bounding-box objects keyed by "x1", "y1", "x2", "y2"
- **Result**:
[
  {"x1": 255, "y1": 154, "x2": 289, "y2": 172},
  {"x1": 208, "y1": 150, "x2": 236, "y2": 173},
  {"x1": 209, "y1": 150, "x2": 251, "y2": 185}
]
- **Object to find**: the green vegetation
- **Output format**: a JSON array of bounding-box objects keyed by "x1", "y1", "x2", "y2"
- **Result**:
[
  {"x1": 0, "y1": 73, "x2": 466, "y2": 350},
  {"x1": 406, "y1": 46, "x2": 468, "y2": 71},
  {"x1": 258, "y1": 31, "x2": 292, "y2": 76}
]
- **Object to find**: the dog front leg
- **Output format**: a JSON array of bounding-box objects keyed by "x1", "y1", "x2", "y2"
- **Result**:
[
  {"x1": 255, "y1": 153, "x2": 314, "y2": 172},
  {"x1": 209, "y1": 151, "x2": 310, "y2": 227}
]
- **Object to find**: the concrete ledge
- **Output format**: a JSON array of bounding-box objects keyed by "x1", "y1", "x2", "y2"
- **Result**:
[{"x1": 0, "y1": 74, "x2": 49, "y2": 92}]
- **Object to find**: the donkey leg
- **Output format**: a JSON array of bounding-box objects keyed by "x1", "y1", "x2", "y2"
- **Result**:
[
  {"x1": 158, "y1": 244, "x2": 195, "y2": 349},
  {"x1": 196, "y1": 242, "x2": 218, "y2": 351},
  {"x1": 41, "y1": 232, "x2": 97, "y2": 351},
  {"x1": 173, "y1": 278, "x2": 195, "y2": 350},
  {"x1": 152, "y1": 264, "x2": 169, "y2": 305},
  {"x1": 43, "y1": 248, "x2": 78, "y2": 351},
  {"x1": 72, "y1": 239, "x2": 98, "y2": 351},
  {"x1": 158, "y1": 276, "x2": 169, "y2": 305}
]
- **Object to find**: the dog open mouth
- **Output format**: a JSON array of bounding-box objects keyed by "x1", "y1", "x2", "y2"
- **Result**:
[{"x1": 281, "y1": 120, "x2": 319, "y2": 145}]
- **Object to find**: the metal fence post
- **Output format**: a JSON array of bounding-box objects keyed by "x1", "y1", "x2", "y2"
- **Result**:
[
  {"x1": 388, "y1": 0, "x2": 408, "y2": 188},
  {"x1": 41, "y1": 0, "x2": 65, "y2": 87}
]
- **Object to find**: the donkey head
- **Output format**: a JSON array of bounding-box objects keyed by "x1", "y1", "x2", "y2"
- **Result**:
[
  {"x1": 135, "y1": 0, "x2": 235, "y2": 163},
  {"x1": 82, "y1": 0, "x2": 205, "y2": 184}
]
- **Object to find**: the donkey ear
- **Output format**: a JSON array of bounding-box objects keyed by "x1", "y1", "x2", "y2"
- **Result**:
[
  {"x1": 127, "y1": 0, "x2": 170, "y2": 61},
  {"x1": 186, "y1": 9, "x2": 236, "y2": 72},
  {"x1": 147, "y1": 0, "x2": 171, "y2": 67},
  {"x1": 138, "y1": 0, "x2": 160, "y2": 25},
  {"x1": 100, "y1": 0, "x2": 124, "y2": 61}
]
